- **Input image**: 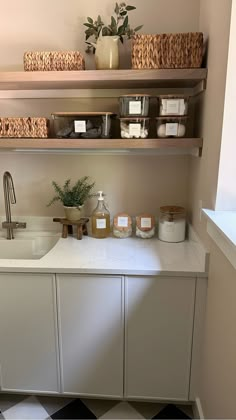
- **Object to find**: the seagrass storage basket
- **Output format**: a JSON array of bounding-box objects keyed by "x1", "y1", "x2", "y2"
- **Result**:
[
  {"x1": 24, "y1": 51, "x2": 85, "y2": 71},
  {"x1": 0, "y1": 117, "x2": 49, "y2": 138},
  {"x1": 132, "y1": 32, "x2": 203, "y2": 69}
]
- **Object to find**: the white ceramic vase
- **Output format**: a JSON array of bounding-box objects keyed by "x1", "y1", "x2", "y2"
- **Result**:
[
  {"x1": 64, "y1": 206, "x2": 83, "y2": 221},
  {"x1": 94, "y1": 35, "x2": 119, "y2": 70}
]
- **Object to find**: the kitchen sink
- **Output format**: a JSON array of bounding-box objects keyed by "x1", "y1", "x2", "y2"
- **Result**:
[{"x1": 0, "y1": 233, "x2": 60, "y2": 259}]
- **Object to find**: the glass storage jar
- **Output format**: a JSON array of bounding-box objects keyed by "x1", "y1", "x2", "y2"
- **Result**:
[
  {"x1": 136, "y1": 214, "x2": 156, "y2": 239},
  {"x1": 119, "y1": 94, "x2": 150, "y2": 117},
  {"x1": 113, "y1": 213, "x2": 132, "y2": 238},
  {"x1": 156, "y1": 117, "x2": 188, "y2": 138},
  {"x1": 120, "y1": 117, "x2": 149, "y2": 139},
  {"x1": 52, "y1": 112, "x2": 115, "y2": 139},
  {"x1": 158, "y1": 206, "x2": 186, "y2": 243},
  {"x1": 158, "y1": 95, "x2": 189, "y2": 116}
]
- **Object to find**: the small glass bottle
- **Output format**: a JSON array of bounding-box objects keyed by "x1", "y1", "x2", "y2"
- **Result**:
[{"x1": 91, "y1": 191, "x2": 110, "y2": 239}]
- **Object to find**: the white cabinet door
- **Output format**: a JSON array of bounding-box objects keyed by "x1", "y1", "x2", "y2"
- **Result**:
[
  {"x1": 0, "y1": 273, "x2": 59, "y2": 393},
  {"x1": 57, "y1": 274, "x2": 124, "y2": 397},
  {"x1": 125, "y1": 276, "x2": 196, "y2": 400}
]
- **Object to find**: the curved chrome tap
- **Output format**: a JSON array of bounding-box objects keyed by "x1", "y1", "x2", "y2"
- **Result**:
[{"x1": 2, "y1": 171, "x2": 26, "y2": 240}]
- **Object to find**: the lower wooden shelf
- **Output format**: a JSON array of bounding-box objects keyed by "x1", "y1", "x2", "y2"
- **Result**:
[{"x1": 0, "y1": 138, "x2": 203, "y2": 151}]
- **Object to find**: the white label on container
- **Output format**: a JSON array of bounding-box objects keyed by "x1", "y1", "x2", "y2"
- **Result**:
[
  {"x1": 96, "y1": 219, "x2": 106, "y2": 229},
  {"x1": 166, "y1": 123, "x2": 178, "y2": 136},
  {"x1": 117, "y1": 216, "x2": 128, "y2": 227},
  {"x1": 129, "y1": 101, "x2": 142, "y2": 114},
  {"x1": 164, "y1": 221, "x2": 175, "y2": 232},
  {"x1": 129, "y1": 123, "x2": 141, "y2": 137},
  {"x1": 74, "y1": 120, "x2": 86, "y2": 133},
  {"x1": 141, "y1": 217, "x2": 152, "y2": 228},
  {"x1": 166, "y1": 100, "x2": 180, "y2": 115}
]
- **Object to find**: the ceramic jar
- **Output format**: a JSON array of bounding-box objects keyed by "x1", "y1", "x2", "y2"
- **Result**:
[{"x1": 95, "y1": 35, "x2": 119, "y2": 70}]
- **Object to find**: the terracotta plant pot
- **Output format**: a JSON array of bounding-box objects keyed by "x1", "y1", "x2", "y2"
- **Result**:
[{"x1": 64, "y1": 206, "x2": 83, "y2": 221}]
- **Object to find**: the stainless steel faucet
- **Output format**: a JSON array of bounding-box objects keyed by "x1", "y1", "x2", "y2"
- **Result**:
[{"x1": 2, "y1": 171, "x2": 26, "y2": 240}]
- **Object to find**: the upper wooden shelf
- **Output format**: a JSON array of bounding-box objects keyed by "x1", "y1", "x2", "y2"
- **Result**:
[{"x1": 0, "y1": 69, "x2": 207, "y2": 92}]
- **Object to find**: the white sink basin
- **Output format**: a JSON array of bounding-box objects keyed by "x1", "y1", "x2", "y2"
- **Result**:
[{"x1": 0, "y1": 234, "x2": 60, "y2": 259}]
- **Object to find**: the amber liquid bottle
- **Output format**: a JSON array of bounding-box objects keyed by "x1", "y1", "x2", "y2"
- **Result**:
[{"x1": 91, "y1": 191, "x2": 110, "y2": 239}]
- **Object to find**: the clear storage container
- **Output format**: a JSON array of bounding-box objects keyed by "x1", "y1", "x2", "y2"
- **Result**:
[
  {"x1": 120, "y1": 117, "x2": 149, "y2": 139},
  {"x1": 136, "y1": 214, "x2": 156, "y2": 239},
  {"x1": 156, "y1": 117, "x2": 188, "y2": 138},
  {"x1": 158, "y1": 96, "x2": 189, "y2": 116},
  {"x1": 158, "y1": 206, "x2": 186, "y2": 243},
  {"x1": 113, "y1": 213, "x2": 132, "y2": 238},
  {"x1": 52, "y1": 112, "x2": 115, "y2": 139},
  {"x1": 119, "y1": 94, "x2": 150, "y2": 117}
]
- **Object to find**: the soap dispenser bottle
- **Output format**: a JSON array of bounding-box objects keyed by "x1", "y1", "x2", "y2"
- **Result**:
[{"x1": 91, "y1": 191, "x2": 110, "y2": 238}]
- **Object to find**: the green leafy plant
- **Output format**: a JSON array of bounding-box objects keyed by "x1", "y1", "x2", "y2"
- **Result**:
[
  {"x1": 84, "y1": 2, "x2": 143, "y2": 52},
  {"x1": 47, "y1": 177, "x2": 95, "y2": 208}
]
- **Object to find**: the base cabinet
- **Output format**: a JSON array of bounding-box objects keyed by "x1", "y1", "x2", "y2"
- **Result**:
[
  {"x1": 0, "y1": 273, "x2": 59, "y2": 393},
  {"x1": 0, "y1": 272, "x2": 204, "y2": 401},
  {"x1": 125, "y1": 276, "x2": 196, "y2": 400},
  {"x1": 57, "y1": 274, "x2": 124, "y2": 397}
]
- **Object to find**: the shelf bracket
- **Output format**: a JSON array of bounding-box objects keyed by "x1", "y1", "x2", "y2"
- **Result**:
[{"x1": 192, "y1": 80, "x2": 207, "y2": 97}]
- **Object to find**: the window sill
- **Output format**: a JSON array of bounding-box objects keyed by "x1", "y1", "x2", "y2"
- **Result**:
[{"x1": 203, "y1": 209, "x2": 236, "y2": 270}]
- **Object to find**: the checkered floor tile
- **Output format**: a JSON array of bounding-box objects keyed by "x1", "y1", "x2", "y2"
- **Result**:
[{"x1": 0, "y1": 394, "x2": 193, "y2": 419}]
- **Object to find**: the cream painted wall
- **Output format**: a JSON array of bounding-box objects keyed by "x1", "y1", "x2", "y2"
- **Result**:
[
  {"x1": 198, "y1": 239, "x2": 236, "y2": 419},
  {"x1": 215, "y1": 0, "x2": 236, "y2": 210},
  {"x1": 188, "y1": 1, "x2": 236, "y2": 418},
  {"x1": 188, "y1": 0, "x2": 232, "y2": 240},
  {"x1": 0, "y1": 0, "x2": 199, "y2": 217},
  {"x1": 0, "y1": 0, "x2": 200, "y2": 70},
  {"x1": 0, "y1": 154, "x2": 189, "y2": 218}
]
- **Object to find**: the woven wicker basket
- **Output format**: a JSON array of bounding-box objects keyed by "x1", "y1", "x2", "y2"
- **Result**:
[
  {"x1": 132, "y1": 33, "x2": 203, "y2": 69},
  {"x1": 0, "y1": 118, "x2": 49, "y2": 138},
  {"x1": 24, "y1": 51, "x2": 85, "y2": 71}
]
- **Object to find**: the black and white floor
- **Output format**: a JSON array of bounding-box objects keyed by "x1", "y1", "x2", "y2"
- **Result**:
[{"x1": 0, "y1": 394, "x2": 193, "y2": 419}]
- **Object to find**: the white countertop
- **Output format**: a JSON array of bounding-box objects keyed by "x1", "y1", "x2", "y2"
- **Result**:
[
  {"x1": 203, "y1": 209, "x2": 236, "y2": 270},
  {"x1": 203, "y1": 209, "x2": 236, "y2": 246},
  {"x1": 0, "y1": 231, "x2": 208, "y2": 277}
]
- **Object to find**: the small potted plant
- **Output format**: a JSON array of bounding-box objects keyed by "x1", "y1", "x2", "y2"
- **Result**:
[
  {"x1": 84, "y1": 2, "x2": 143, "y2": 69},
  {"x1": 48, "y1": 177, "x2": 95, "y2": 221}
]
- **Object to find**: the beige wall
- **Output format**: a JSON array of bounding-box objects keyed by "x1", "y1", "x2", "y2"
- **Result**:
[
  {"x1": 199, "y1": 239, "x2": 236, "y2": 419},
  {"x1": 215, "y1": 0, "x2": 236, "y2": 210},
  {"x1": 0, "y1": 0, "x2": 200, "y2": 71},
  {"x1": 0, "y1": 0, "x2": 199, "y2": 217},
  {"x1": 188, "y1": 1, "x2": 236, "y2": 418},
  {"x1": 188, "y1": 0, "x2": 232, "y2": 241},
  {"x1": 0, "y1": 153, "x2": 189, "y2": 218}
]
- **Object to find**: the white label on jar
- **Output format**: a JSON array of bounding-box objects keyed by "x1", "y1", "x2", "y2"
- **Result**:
[
  {"x1": 166, "y1": 100, "x2": 180, "y2": 115},
  {"x1": 117, "y1": 216, "x2": 128, "y2": 227},
  {"x1": 164, "y1": 221, "x2": 175, "y2": 232},
  {"x1": 74, "y1": 120, "x2": 86, "y2": 133},
  {"x1": 129, "y1": 101, "x2": 142, "y2": 114},
  {"x1": 166, "y1": 123, "x2": 178, "y2": 136},
  {"x1": 96, "y1": 219, "x2": 106, "y2": 229},
  {"x1": 141, "y1": 218, "x2": 152, "y2": 228},
  {"x1": 129, "y1": 123, "x2": 141, "y2": 136}
]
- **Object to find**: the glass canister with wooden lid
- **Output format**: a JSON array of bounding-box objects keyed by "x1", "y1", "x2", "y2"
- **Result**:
[
  {"x1": 158, "y1": 206, "x2": 186, "y2": 243},
  {"x1": 119, "y1": 94, "x2": 150, "y2": 117}
]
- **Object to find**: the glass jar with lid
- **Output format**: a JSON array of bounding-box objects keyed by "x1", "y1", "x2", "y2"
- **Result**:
[
  {"x1": 158, "y1": 206, "x2": 186, "y2": 242},
  {"x1": 119, "y1": 94, "x2": 150, "y2": 117}
]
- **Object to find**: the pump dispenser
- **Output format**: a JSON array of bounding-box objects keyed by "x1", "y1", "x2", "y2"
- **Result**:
[{"x1": 91, "y1": 191, "x2": 110, "y2": 238}]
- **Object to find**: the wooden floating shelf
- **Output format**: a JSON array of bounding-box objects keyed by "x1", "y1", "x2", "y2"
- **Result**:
[
  {"x1": 0, "y1": 138, "x2": 203, "y2": 150},
  {"x1": 0, "y1": 69, "x2": 207, "y2": 91}
]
